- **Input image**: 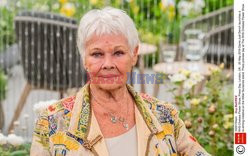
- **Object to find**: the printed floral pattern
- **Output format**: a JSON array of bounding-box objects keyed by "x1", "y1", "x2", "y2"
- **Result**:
[
  {"x1": 31, "y1": 84, "x2": 210, "y2": 156},
  {"x1": 62, "y1": 96, "x2": 76, "y2": 111},
  {"x1": 48, "y1": 115, "x2": 57, "y2": 136}
]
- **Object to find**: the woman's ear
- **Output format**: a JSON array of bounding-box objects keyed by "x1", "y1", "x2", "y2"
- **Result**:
[{"x1": 132, "y1": 45, "x2": 139, "y2": 66}]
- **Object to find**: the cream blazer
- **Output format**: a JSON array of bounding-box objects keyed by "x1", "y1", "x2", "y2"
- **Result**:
[{"x1": 30, "y1": 84, "x2": 210, "y2": 156}]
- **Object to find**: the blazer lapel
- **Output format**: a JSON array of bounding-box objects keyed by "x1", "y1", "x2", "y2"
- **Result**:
[
  {"x1": 86, "y1": 110, "x2": 109, "y2": 156},
  {"x1": 67, "y1": 85, "x2": 91, "y2": 139},
  {"x1": 127, "y1": 85, "x2": 163, "y2": 156},
  {"x1": 67, "y1": 84, "x2": 108, "y2": 155},
  {"x1": 134, "y1": 106, "x2": 152, "y2": 156}
]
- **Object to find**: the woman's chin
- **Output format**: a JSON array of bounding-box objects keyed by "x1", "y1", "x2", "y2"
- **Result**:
[{"x1": 94, "y1": 83, "x2": 125, "y2": 91}]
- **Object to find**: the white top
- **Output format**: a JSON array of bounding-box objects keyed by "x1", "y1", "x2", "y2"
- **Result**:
[{"x1": 105, "y1": 125, "x2": 138, "y2": 156}]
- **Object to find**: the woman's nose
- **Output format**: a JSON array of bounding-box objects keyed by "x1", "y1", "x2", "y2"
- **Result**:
[{"x1": 102, "y1": 55, "x2": 115, "y2": 70}]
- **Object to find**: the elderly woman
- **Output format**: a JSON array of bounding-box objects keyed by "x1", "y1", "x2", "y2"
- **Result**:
[{"x1": 31, "y1": 7, "x2": 210, "y2": 156}]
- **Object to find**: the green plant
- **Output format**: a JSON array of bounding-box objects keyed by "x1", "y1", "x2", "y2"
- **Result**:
[
  {"x1": 0, "y1": 143, "x2": 31, "y2": 156},
  {"x1": 0, "y1": 132, "x2": 30, "y2": 155},
  {"x1": 167, "y1": 64, "x2": 233, "y2": 155},
  {"x1": 0, "y1": 7, "x2": 15, "y2": 52},
  {"x1": 203, "y1": 0, "x2": 233, "y2": 13},
  {"x1": 0, "y1": 69, "x2": 7, "y2": 101},
  {"x1": 0, "y1": 69, "x2": 7, "y2": 130}
]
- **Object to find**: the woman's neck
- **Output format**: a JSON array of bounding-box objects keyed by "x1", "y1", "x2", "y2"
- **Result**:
[
  {"x1": 90, "y1": 84, "x2": 136, "y2": 137},
  {"x1": 89, "y1": 84, "x2": 128, "y2": 104}
]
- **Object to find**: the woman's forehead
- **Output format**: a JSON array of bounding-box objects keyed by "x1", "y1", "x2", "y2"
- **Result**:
[{"x1": 86, "y1": 33, "x2": 129, "y2": 49}]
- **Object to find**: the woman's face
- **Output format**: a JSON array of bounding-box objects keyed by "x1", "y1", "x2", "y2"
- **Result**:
[{"x1": 84, "y1": 33, "x2": 138, "y2": 90}]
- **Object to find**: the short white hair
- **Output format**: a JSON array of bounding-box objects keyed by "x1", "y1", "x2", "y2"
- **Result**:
[{"x1": 77, "y1": 7, "x2": 140, "y2": 58}]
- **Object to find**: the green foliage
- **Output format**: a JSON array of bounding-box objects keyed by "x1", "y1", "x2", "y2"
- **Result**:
[
  {"x1": 0, "y1": 7, "x2": 15, "y2": 52},
  {"x1": 167, "y1": 65, "x2": 233, "y2": 155},
  {"x1": 0, "y1": 143, "x2": 31, "y2": 156},
  {"x1": 0, "y1": 69, "x2": 7, "y2": 101},
  {"x1": 203, "y1": 0, "x2": 234, "y2": 13}
]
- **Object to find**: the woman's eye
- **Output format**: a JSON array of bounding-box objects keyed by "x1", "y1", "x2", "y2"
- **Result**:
[
  {"x1": 91, "y1": 52, "x2": 103, "y2": 58},
  {"x1": 114, "y1": 51, "x2": 124, "y2": 56}
]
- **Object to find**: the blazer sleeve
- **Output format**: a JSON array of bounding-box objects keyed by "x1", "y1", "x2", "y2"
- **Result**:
[
  {"x1": 30, "y1": 110, "x2": 51, "y2": 156},
  {"x1": 174, "y1": 113, "x2": 211, "y2": 156}
]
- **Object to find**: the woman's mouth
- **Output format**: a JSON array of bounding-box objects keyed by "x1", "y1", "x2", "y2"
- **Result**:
[{"x1": 98, "y1": 74, "x2": 120, "y2": 78}]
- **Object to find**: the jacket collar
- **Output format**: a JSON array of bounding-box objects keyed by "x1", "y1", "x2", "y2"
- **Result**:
[{"x1": 67, "y1": 84, "x2": 163, "y2": 155}]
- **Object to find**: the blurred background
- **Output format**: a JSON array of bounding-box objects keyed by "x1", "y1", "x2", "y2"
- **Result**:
[{"x1": 0, "y1": 0, "x2": 233, "y2": 155}]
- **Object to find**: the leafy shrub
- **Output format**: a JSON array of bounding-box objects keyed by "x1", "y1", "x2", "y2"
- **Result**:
[{"x1": 167, "y1": 64, "x2": 233, "y2": 155}]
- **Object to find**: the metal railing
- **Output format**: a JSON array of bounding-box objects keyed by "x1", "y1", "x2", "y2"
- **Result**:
[{"x1": 180, "y1": 6, "x2": 234, "y2": 69}]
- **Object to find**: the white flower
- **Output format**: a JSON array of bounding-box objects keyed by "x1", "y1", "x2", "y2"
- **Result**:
[
  {"x1": 192, "y1": 5, "x2": 202, "y2": 14},
  {"x1": 178, "y1": 1, "x2": 192, "y2": 16},
  {"x1": 162, "y1": 0, "x2": 175, "y2": 8},
  {"x1": 33, "y1": 100, "x2": 57, "y2": 115},
  {"x1": 33, "y1": 4, "x2": 49, "y2": 11},
  {"x1": 52, "y1": 3, "x2": 60, "y2": 10},
  {"x1": 178, "y1": 0, "x2": 205, "y2": 16},
  {"x1": 7, "y1": 134, "x2": 24, "y2": 146},
  {"x1": 224, "y1": 114, "x2": 233, "y2": 121},
  {"x1": 183, "y1": 79, "x2": 196, "y2": 90},
  {"x1": 190, "y1": 72, "x2": 204, "y2": 83},
  {"x1": 190, "y1": 0, "x2": 205, "y2": 15},
  {"x1": 40, "y1": 5, "x2": 49, "y2": 11},
  {"x1": 179, "y1": 68, "x2": 191, "y2": 76},
  {"x1": 209, "y1": 66, "x2": 221, "y2": 74},
  {"x1": 190, "y1": 98, "x2": 200, "y2": 106},
  {"x1": 0, "y1": 133, "x2": 7, "y2": 145},
  {"x1": 224, "y1": 122, "x2": 233, "y2": 129},
  {"x1": 194, "y1": 0, "x2": 205, "y2": 8},
  {"x1": 169, "y1": 73, "x2": 187, "y2": 82}
]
